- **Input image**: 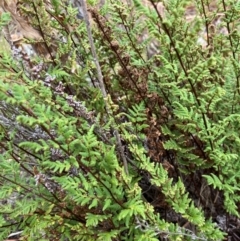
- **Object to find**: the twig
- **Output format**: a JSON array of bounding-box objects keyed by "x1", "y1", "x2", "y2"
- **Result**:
[
  {"x1": 79, "y1": 0, "x2": 106, "y2": 97},
  {"x1": 77, "y1": 0, "x2": 129, "y2": 174}
]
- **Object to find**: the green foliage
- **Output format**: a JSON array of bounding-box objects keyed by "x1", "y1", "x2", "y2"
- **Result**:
[
  {"x1": 0, "y1": 0, "x2": 240, "y2": 240},
  {"x1": 0, "y1": 12, "x2": 11, "y2": 30}
]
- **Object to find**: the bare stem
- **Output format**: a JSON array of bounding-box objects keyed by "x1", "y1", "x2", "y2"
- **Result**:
[{"x1": 78, "y1": 0, "x2": 129, "y2": 174}]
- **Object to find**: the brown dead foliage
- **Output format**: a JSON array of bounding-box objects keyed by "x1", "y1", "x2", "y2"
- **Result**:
[{"x1": 0, "y1": 0, "x2": 42, "y2": 42}]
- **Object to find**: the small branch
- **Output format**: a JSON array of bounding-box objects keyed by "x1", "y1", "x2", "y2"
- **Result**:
[
  {"x1": 79, "y1": 0, "x2": 106, "y2": 98},
  {"x1": 200, "y1": 0, "x2": 210, "y2": 47},
  {"x1": 77, "y1": 0, "x2": 129, "y2": 174},
  {"x1": 115, "y1": 130, "x2": 129, "y2": 175}
]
